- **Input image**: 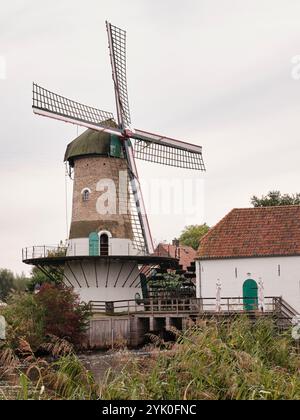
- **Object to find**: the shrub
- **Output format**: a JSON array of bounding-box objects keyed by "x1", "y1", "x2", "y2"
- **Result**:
[
  {"x1": 1, "y1": 293, "x2": 45, "y2": 351},
  {"x1": 36, "y1": 284, "x2": 91, "y2": 346},
  {"x1": 1, "y1": 285, "x2": 91, "y2": 352}
]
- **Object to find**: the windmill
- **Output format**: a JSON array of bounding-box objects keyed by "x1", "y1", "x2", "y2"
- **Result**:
[{"x1": 24, "y1": 22, "x2": 205, "y2": 306}]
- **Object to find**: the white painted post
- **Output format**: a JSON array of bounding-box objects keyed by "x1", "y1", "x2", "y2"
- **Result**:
[
  {"x1": 0, "y1": 316, "x2": 6, "y2": 340},
  {"x1": 216, "y1": 280, "x2": 222, "y2": 313},
  {"x1": 258, "y1": 278, "x2": 265, "y2": 312}
]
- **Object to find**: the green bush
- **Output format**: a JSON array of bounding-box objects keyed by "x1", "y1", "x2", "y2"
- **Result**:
[
  {"x1": 36, "y1": 284, "x2": 91, "y2": 346},
  {"x1": 1, "y1": 293, "x2": 45, "y2": 351},
  {"x1": 0, "y1": 285, "x2": 91, "y2": 351}
]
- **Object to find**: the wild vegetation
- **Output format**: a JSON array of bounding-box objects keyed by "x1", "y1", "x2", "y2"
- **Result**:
[
  {"x1": 1, "y1": 317, "x2": 300, "y2": 400},
  {"x1": 251, "y1": 191, "x2": 300, "y2": 207},
  {"x1": 0, "y1": 284, "x2": 91, "y2": 352},
  {"x1": 0, "y1": 269, "x2": 28, "y2": 302}
]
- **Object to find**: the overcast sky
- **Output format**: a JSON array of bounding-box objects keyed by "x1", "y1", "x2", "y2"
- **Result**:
[{"x1": 1, "y1": 0, "x2": 300, "y2": 274}]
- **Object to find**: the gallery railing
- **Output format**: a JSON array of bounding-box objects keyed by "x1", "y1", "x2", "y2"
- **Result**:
[
  {"x1": 22, "y1": 244, "x2": 177, "y2": 260},
  {"x1": 22, "y1": 246, "x2": 67, "y2": 261},
  {"x1": 89, "y1": 296, "x2": 286, "y2": 316}
]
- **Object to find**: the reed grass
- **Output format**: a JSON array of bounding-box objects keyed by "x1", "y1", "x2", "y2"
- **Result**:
[
  {"x1": 1, "y1": 317, "x2": 300, "y2": 400},
  {"x1": 100, "y1": 317, "x2": 300, "y2": 400}
]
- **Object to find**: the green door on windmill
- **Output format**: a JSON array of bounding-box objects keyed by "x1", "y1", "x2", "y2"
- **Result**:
[
  {"x1": 89, "y1": 232, "x2": 99, "y2": 256},
  {"x1": 110, "y1": 135, "x2": 122, "y2": 158},
  {"x1": 243, "y1": 279, "x2": 258, "y2": 311}
]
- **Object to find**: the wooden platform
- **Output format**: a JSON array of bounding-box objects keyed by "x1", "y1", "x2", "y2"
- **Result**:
[{"x1": 85, "y1": 296, "x2": 298, "y2": 349}]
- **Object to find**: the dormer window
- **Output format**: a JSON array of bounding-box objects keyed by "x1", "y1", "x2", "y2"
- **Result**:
[{"x1": 82, "y1": 188, "x2": 91, "y2": 202}]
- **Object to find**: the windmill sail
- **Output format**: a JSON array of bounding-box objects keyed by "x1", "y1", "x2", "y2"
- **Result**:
[
  {"x1": 106, "y1": 22, "x2": 154, "y2": 254},
  {"x1": 124, "y1": 141, "x2": 154, "y2": 255},
  {"x1": 32, "y1": 21, "x2": 206, "y2": 259},
  {"x1": 106, "y1": 22, "x2": 131, "y2": 129},
  {"x1": 32, "y1": 84, "x2": 120, "y2": 135},
  {"x1": 132, "y1": 129, "x2": 206, "y2": 171}
]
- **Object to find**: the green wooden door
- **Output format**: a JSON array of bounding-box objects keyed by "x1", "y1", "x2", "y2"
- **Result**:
[
  {"x1": 89, "y1": 232, "x2": 99, "y2": 256},
  {"x1": 243, "y1": 279, "x2": 258, "y2": 311},
  {"x1": 110, "y1": 135, "x2": 122, "y2": 158}
]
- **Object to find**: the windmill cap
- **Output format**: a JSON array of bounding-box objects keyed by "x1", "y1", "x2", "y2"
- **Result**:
[{"x1": 64, "y1": 120, "x2": 122, "y2": 166}]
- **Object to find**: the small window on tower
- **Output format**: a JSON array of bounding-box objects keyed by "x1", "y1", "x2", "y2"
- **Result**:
[{"x1": 82, "y1": 189, "x2": 90, "y2": 202}]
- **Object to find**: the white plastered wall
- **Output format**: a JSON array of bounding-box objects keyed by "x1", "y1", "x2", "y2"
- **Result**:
[
  {"x1": 196, "y1": 256, "x2": 300, "y2": 313},
  {"x1": 64, "y1": 260, "x2": 143, "y2": 305},
  {"x1": 67, "y1": 238, "x2": 141, "y2": 257}
]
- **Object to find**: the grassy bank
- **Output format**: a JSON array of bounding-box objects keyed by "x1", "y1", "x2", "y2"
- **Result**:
[{"x1": 1, "y1": 317, "x2": 300, "y2": 400}]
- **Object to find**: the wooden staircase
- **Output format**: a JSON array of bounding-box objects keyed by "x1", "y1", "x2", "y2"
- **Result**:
[{"x1": 273, "y1": 297, "x2": 299, "y2": 329}]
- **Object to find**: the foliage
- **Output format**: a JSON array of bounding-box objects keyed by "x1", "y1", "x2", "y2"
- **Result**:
[
  {"x1": 0, "y1": 285, "x2": 91, "y2": 352},
  {"x1": 1, "y1": 293, "x2": 45, "y2": 351},
  {"x1": 179, "y1": 224, "x2": 210, "y2": 250},
  {"x1": 46, "y1": 355, "x2": 97, "y2": 400},
  {"x1": 251, "y1": 191, "x2": 300, "y2": 207},
  {"x1": 0, "y1": 269, "x2": 15, "y2": 302},
  {"x1": 13, "y1": 273, "x2": 29, "y2": 293},
  {"x1": 2, "y1": 318, "x2": 300, "y2": 400},
  {"x1": 36, "y1": 284, "x2": 91, "y2": 346},
  {"x1": 148, "y1": 273, "x2": 195, "y2": 298},
  {"x1": 0, "y1": 355, "x2": 96, "y2": 400},
  {"x1": 0, "y1": 269, "x2": 29, "y2": 302},
  {"x1": 149, "y1": 273, "x2": 181, "y2": 289},
  {"x1": 100, "y1": 318, "x2": 300, "y2": 400},
  {"x1": 27, "y1": 267, "x2": 63, "y2": 294},
  {"x1": 26, "y1": 244, "x2": 66, "y2": 292}
]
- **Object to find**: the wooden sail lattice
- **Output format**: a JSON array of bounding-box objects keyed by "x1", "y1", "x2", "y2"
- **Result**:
[
  {"x1": 33, "y1": 83, "x2": 114, "y2": 126},
  {"x1": 134, "y1": 139, "x2": 206, "y2": 171}
]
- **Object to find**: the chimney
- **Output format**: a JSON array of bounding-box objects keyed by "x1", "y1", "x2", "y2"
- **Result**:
[{"x1": 172, "y1": 238, "x2": 180, "y2": 247}]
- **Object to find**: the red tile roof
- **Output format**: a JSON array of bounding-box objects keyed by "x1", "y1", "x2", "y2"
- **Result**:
[
  {"x1": 197, "y1": 206, "x2": 300, "y2": 259},
  {"x1": 154, "y1": 244, "x2": 197, "y2": 270}
]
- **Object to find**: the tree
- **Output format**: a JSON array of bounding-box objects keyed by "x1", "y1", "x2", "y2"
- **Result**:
[
  {"x1": 13, "y1": 273, "x2": 29, "y2": 292},
  {"x1": 36, "y1": 284, "x2": 91, "y2": 346},
  {"x1": 0, "y1": 269, "x2": 29, "y2": 302},
  {"x1": 27, "y1": 266, "x2": 51, "y2": 292},
  {"x1": 179, "y1": 224, "x2": 210, "y2": 251},
  {"x1": 0, "y1": 269, "x2": 15, "y2": 302},
  {"x1": 27, "y1": 265, "x2": 63, "y2": 293},
  {"x1": 1, "y1": 285, "x2": 91, "y2": 350},
  {"x1": 251, "y1": 191, "x2": 300, "y2": 207}
]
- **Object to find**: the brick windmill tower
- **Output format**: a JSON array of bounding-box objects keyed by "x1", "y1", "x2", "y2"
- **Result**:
[{"x1": 23, "y1": 22, "x2": 205, "y2": 306}]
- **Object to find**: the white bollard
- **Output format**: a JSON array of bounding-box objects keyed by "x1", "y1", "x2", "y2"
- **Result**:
[{"x1": 0, "y1": 316, "x2": 6, "y2": 340}]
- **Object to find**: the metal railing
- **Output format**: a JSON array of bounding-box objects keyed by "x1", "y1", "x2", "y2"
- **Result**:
[
  {"x1": 22, "y1": 243, "x2": 179, "y2": 260},
  {"x1": 22, "y1": 246, "x2": 67, "y2": 261},
  {"x1": 90, "y1": 296, "x2": 281, "y2": 316}
]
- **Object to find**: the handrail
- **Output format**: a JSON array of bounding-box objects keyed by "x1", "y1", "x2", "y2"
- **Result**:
[
  {"x1": 22, "y1": 246, "x2": 67, "y2": 260},
  {"x1": 90, "y1": 296, "x2": 279, "y2": 305},
  {"x1": 22, "y1": 242, "x2": 180, "y2": 261},
  {"x1": 273, "y1": 297, "x2": 299, "y2": 318},
  {"x1": 280, "y1": 299, "x2": 299, "y2": 316},
  {"x1": 89, "y1": 296, "x2": 282, "y2": 315}
]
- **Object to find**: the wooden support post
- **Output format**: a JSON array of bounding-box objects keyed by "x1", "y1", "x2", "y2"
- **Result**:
[
  {"x1": 149, "y1": 316, "x2": 154, "y2": 331},
  {"x1": 111, "y1": 318, "x2": 114, "y2": 350},
  {"x1": 166, "y1": 317, "x2": 171, "y2": 331}
]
